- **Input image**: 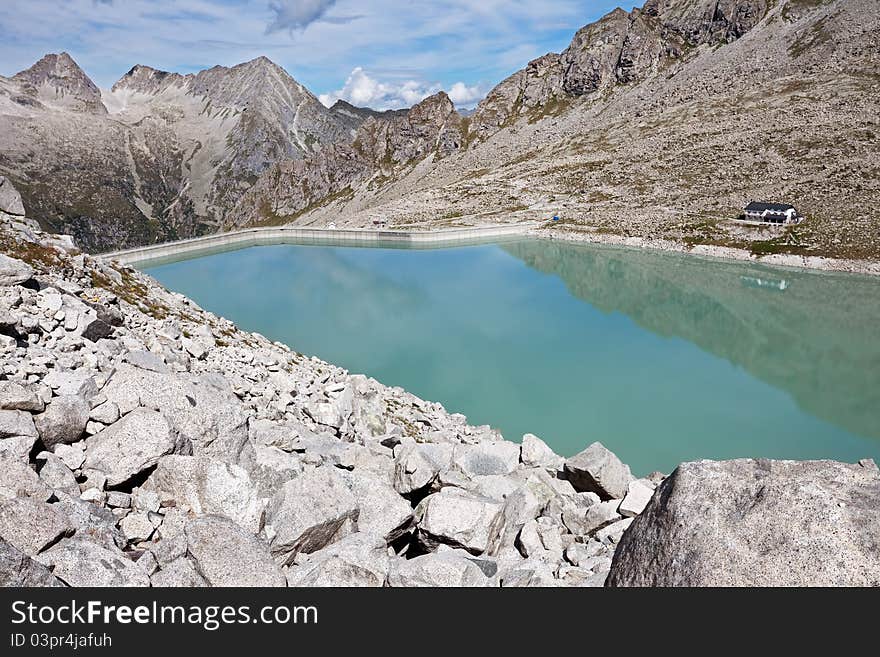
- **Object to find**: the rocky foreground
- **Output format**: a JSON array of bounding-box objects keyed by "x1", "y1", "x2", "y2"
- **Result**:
[{"x1": 2, "y1": 178, "x2": 879, "y2": 587}]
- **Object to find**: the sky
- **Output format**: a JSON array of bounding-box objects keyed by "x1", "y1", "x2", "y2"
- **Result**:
[{"x1": 0, "y1": 1, "x2": 637, "y2": 109}]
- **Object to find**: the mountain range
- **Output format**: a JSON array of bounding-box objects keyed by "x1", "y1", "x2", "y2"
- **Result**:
[{"x1": 0, "y1": 0, "x2": 877, "y2": 258}]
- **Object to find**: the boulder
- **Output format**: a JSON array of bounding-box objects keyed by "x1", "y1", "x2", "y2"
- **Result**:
[
  {"x1": 34, "y1": 395, "x2": 90, "y2": 448},
  {"x1": 0, "y1": 538, "x2": 63, "y2": 586},
  {"x1": 607, "y1": 459, "x2": 880, "y2": 587},
  {"x1": 392, "y1": 442, "x2": 454, "y2": 494},
  {"x1": 83, "y1": 408, "x2": 187, "y2": 487},
  {"x1": 37, "y1": 449, "x2": 80, "y2": 496},
  {"x1": 268, "y1": 466, "x2": 359, "y2": 564},
  {"x1": 37, "y1": 537, "x2": 150, "y2": 586},
  {"x1": 184, "y1": 515, "x2": 286, "y2": 587},
  {"x1": 451, "y1": 441, "x2": 521, "y2": 477},
  {"x1": 563, "y1": 442, "x2": 633, "y2": 500},
  {"x1": 0, "y1": 176, "x2": 26, "y2": 216},
  {"x1": 0, "y1": 497, "x2": 72, "y2": 555},
  {"x1": 51, "y1": 492, "x2": 125, "y2": 550},
  {"x1": 150, "y1": 557, "x2": 208, "y2": 587},
  {"x1": 0, "y1": 456, "x2": 52, "y2": 501},
  {"x1": 415, "y1": 488, "x2": 502, "y2": 554},
  {"x1": 0, "y1": 381, "x2": 44, "y2": 411},
  {"x1": 0, "y1": 409, "x2": 37, "y2": 439},
  {"x1": 340, "y1": 471, "x2": 412, "y2": 541},
  {"x1": 145, "y1": 455, "x2": 264, "y2": 534},
  {"x1": 520, "y1": 433, "x2": 563, "y2": 471},
  {"x1": 100, "y1": 365, "x2": 248, "y2": 462},
  {"x1": 387, "y1": 552, "x2": 489, "y2": 587},
  {"x1": 487, "y1": 473, "x2": 557, "y2": 558},
  {"x1": 287, "y1": 533, "x2": 390, "y2": 587},
  {"x1": 0, "y1": 254, "x2": 33, "y2": 287},
  {"x1": 0, "y1": 435, "x2": 37, "y2": 462}
]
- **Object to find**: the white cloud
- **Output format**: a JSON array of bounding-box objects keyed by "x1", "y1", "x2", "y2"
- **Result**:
[
  {"x1": 319, "y1": 67, "x2": 488, "y2": 110},
  {"x1": 447, "y1": 81, "x2": 490, "y2": 107}
]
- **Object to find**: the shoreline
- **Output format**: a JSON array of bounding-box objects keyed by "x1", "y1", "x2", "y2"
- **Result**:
[
  {"x1": 99, "y1": 221, "x2": 880, "y2": 277},
  {"x1": 531, "y1": 226, "x2": 880, "y2": 277}
]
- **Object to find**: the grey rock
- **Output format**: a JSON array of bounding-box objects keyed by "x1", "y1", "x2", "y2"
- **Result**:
[
  {"x1": 0, "y1": 456, "x2": 52, "y2": 501},
  {"x1": 83, "y1": 408, "x2": 186, "y2": 487},
  {"x1": 496, "y1": 558, "x2": 559, "y2": 587},
  {"x1": 185, "y1": 515, "x2": 285, "y2": 587},
  {"x1": 124, "y1": 350, "x2": 168, "y2": 373},
  {"x1": 0, "y1": 435, "x2": 37, "y2": 462},
  {"x1": 150, "y1": 557, "x2": 208, "y2": 587},
  {"x1": 146, "y1": 455, "x2": 265, "y2": 534},
  {"x1": 0, "y1": 497, "x2": 72, "y2": 555},
  {"x1": 268, "y1": 466, "x2": 359, "y2": 565},
  {"x1": 0, "y1": 409, "x2": 37, "y2": 439},
  {"x1": 238, "y1": 444, "x2": 302, "y2": 498},
  {"x1": 37, "y1": 537, "x2": 150, "y2": 587},
  {"x1": 393, "y1": 442, "x2": 454, "y2": 494},
  {"x1": 607, "y1": 459, "x2": 880, "y2": 587},
  {"x1": 387, "y1": 552, "x2": 489, "y2": 587},
  {"x1": 0, "y1": 254, "x2": 33, "y2": 287},
  {"x1": 0, "y1": 176, "x2": 26, "y2": 216},
  {"x1": 340, "y1": 470, "x2": 412, "y2": 541},
  {"x1": 0, "y1": 538, "x2": 63, "y2": 586},
  {"x1": 120, "y1": 512, "x2": 155, "y2": 543},
  {"x1": 0, "y1": 381, "x2": 43, "y2": 411},
  {"x1": 451, "y1": 440, "x2": 521, "y2": 477},
  {"x1": 100, "y1": 365, "x2": 248, "y2": 462},
  {"x1": 520, "y1": 433, "x2": 563, "y2": 471},
  {"x1": 36, "y1": 451, "x2": 79, "y2": 495},
  {"x1": 416, "y1": 488, "x2": 502, "y2": 554},
  {"x1": 34, "y1": 395, "x2": 90, "y2": 448},
  {"x1": 563, "y1": 442, "x2": 633, "y2": 500},
  {"x1": 48, "y1": 492, "x2": 126, "y2": 550},
  {"x1": 287, "y1": 533, "x2": 390, "y2": 587}
]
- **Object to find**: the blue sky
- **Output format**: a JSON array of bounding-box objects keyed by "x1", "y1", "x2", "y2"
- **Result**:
[{"x1": 0, "y1": 1, "x2": 637, "y2": 109}]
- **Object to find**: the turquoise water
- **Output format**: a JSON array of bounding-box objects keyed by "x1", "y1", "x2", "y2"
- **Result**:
[{"x1": 143, "y1": 239, "x2": 880, "y2": 475}]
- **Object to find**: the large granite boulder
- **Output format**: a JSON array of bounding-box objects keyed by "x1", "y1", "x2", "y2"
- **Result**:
[
  {"x1": 563, "y1": 442, "x2": 633, "y2": 500},
  {"x1": 0, "y1": 538, "x2": 63, "y2": 586},
  {"x1": 607, "y1": 459, "x2": 880, "y2": 587},
  {"x1": 183, "y1": 515, "x2": 285, "y2": 587}
]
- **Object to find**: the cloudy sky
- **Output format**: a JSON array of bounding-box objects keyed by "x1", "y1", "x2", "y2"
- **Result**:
[{"x1": 0, "y1": 1, "x2": 636, "y2": 109}]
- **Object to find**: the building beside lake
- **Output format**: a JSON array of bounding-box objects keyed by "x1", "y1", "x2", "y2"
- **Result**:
[{"x1": 740, "y1": 202, "x2": 801, "y2": 224}]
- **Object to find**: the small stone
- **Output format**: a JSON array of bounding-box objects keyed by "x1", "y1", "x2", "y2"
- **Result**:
[
  {"x1": 105, "y1": 491, "x2": 131, "y2": 508},
  {"x1": 120, "y1": 512, "x2": 155, "y2": 543}
]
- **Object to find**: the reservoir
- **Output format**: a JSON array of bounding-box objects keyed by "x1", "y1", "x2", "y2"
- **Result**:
[{"x1": 142, "y1": 239, "x2": 880, "y2": 475}]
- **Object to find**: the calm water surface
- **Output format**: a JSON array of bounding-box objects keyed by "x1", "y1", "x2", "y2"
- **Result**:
[{"x1": 143, "y1": 240, "x2": 880, "y2": 475}]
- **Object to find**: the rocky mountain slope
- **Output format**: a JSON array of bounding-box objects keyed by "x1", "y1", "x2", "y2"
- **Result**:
[
  {"x1": 239, "y1": 0, "x2": 879, "y2": 260},
  {"x1": 0, "y1": 54, "x2": 355, "y2": 253},
  {"x1": 3, "y1": 177, "x2": 878, "y2": 587}
]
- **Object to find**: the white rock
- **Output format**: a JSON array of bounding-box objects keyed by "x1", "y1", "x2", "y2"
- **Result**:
[{"x1": 618, "y1": 479, "x2": 654, "y2": 518}]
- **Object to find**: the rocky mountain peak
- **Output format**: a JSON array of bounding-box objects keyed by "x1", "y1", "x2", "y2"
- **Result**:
[
  {"x1": 13, "y1": 52, "x2": 106, "y2": 114},
  {"x1": 111, "y1": 64, "x2": 185, "y2": 94}
]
